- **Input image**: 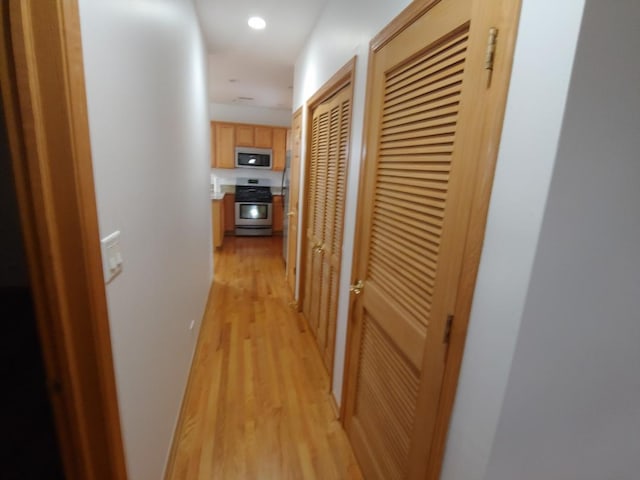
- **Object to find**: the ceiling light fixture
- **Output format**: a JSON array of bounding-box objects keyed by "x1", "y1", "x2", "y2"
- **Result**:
[{"x1": 248, "y1": 16, "x2": 266, "y2": 30}]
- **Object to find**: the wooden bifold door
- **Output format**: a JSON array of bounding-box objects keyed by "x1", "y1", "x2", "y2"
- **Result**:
[
  {"x1": 302, "y1": 83, "x2": 352, "y2": 375},
  {"x1": 342, "y1": 0, "x2": 521, "y2": 479}
]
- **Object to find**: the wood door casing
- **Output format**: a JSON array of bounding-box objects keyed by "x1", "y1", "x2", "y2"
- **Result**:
[
  {"x1": 302, "y1": 83, "x2": 352, "y2": 375},
  {"x1": 343, "y1": 0, "x2": 522, "y2": 479},
  {"x1": 1, "y1": 1, "x2": 129, "y2": 477},
  {"x1": 286, "y1": 109, "x2": 302, "y2": 297}
]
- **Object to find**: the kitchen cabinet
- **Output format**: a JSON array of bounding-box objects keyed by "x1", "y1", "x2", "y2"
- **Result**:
[
  {"x1": 210, "y1": 121, "x2": 287, "y2": 171},
  {"x1": 273, "y1": 195, "x2": 283, "y2": 233},
  {"x1": 211, "y1": 198, "x2": 224, "y2": 248},
  {"x1": 272, "y1": 128, "x2": 287, "y2": 171},
  {"x1": 254, "y1": 127, "x2": 272, "y2": 148},
  {"x1": 212, "y1": 123, "x2": 235, "y2": 169},
  {"x1": 236, "y1": 125, "x2": 254, "y2": 146},
  {"x1": 223, "y1": 193, "x2": 235, "y2": 234}
]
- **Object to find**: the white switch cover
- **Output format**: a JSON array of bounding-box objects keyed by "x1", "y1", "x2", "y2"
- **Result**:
[{"x1": 101, "y1": 230, "x2": 123, "y2": 284}]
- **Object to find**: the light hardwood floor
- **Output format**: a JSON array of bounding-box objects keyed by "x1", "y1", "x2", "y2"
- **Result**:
[{"x1": 166, "y1": 236, "x2": 362, "y2": 479}]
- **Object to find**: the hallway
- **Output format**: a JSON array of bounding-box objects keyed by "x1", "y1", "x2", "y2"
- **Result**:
[{"x1": 167, "y1": 237, "x2": 362, "y2": 479}]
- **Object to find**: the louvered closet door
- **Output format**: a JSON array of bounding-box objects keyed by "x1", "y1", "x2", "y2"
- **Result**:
[
  {"x1": 303, "y1": 84, "x2": 352, "y2": 374},
  {"x1": 302, "y1": 107, "x2": 324, "y2": 323},
  {"x1": 343, "y1": 0, "x2": 519, "y2": 478},
  {"x1": 303, "y1": 102, "x2": 329, "y2": 332}
]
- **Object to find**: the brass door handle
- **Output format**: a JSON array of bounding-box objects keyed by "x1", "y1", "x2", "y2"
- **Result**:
[
  {"x1": 349, "y1": 280, "x2": 364, "y2": 295},
  {"x1": 314, "y1": 244, "x2": 325, "y2": 254},
  {"x1": 286, "y1": 211, "x2": 295, "y2": 217}
]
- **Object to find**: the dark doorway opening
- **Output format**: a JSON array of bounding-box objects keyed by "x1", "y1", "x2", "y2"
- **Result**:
[{"x1": 0, "y1": 96, "x2": 65, "y2": 479}]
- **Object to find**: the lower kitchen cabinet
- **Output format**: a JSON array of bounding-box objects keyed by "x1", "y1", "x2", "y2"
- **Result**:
[
  {"x1": 273, "y1": 195, "x2": 283, "y2": 233},
  {"x1": 211, "y1": 198, "x2": 224, "y2": 248},
  {"x1": 223, "y1": 193, "x2": 235, "y2": 234}
]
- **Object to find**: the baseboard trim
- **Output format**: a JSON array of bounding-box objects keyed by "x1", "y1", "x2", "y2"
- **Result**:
[{"x1": 162, "y1": 279, "x2": 215, "y2": 479}]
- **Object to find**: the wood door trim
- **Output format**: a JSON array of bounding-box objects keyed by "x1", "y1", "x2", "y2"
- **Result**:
[
  {"x1": 297, "y1": 56, "x2": 355, "y2": 319},
  {"x1": 340, "y1": 51, "x2": 377, "y2": 422},
  {"x1": 1, "y1": 1, "x2": 127, "y2": 479},
  {"x1": 287, "y1": 106, "x2": 302, "y2": 298},
  {"x1": 341, "y1": 0, "x2": 523, "y2": 478},
  {"x1": 423, "y1": 2, "x2": 523, "y2": 476},
  {"x1": 370, "y1": 0, "x2": 443, "y2": 52},
  {"x1": 306, "y1": 57, "x2": 356, "y2": 111}
]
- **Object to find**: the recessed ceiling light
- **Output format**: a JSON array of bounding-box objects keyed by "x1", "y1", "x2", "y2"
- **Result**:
[{"x1": 248, "y1": 16, "x2": 266, "y2": 30}]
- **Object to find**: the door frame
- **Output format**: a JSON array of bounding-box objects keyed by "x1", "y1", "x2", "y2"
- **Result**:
[
  {"x1": 286, "y1": 106, "x2": 302, "y2": 299},
  {"x1": 298, "y1": 57, "x2": 355, "y2": 317},
  {"x1": 340, "y1": 0, "x2": 522, "y2": 478},
  {"x1": 0, "y1": 1, "x2": 127, "y2": 479}
]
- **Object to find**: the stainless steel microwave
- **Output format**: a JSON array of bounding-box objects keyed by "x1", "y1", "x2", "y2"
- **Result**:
[{"x1": 235, "y1": 147, "x2": 273, "y2": 169}]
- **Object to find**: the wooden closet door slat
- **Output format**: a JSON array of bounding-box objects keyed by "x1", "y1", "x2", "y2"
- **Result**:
[
  {"x1": 344, "y1": 2, "x2": 472, "y2": 478},
  {"x1": 303, "y1": 82, "x2": 353, "y2": 376}
]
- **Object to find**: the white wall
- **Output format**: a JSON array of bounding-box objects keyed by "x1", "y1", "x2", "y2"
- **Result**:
[
  {"x1": 440, "y1": 1, "x2": 585, "y2": 479},
  {"x1": 483, "y1": 2, "x2": 640, "y2": 478},
  {"x1": 209, "y1": 102, "x2": 291, "y2": 126},
  {"x1": 292, "y1": 0, "x2": 412, "y2": 405},
  {"x1": 77, "y1": 1, "x2": 212, "y2": 479}
]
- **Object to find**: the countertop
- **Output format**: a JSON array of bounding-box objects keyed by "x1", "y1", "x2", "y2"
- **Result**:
[{"x1": 211, "y1": 186, "x2": 283, "y2": 198}]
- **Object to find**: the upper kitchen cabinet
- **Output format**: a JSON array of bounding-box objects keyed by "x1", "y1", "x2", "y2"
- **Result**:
[
  {"x1": 210, "y1": 121, "x2": 288, "y2": 171},
  {"x1": 236, "y1": 125, "x2": 254, "y2": 147},
  {"x1": 212, "y1": 122, "x2": 235, "y2": 169},
  {"x1": 254, "y1": 127, "x2": 273, "y2": 148},
  {"x1": 272, "y1": 128, "x2": 287, "y2": 171},
  {"x1": 236, "y1": 125, "x2": 272, "y2": 149}
]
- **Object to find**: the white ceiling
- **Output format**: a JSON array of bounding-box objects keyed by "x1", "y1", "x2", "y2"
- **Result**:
[{"x1": 195, "y1": 0, "x2": 328, "y2": 109}]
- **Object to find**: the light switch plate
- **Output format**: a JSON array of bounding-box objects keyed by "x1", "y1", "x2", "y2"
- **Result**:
[{"x1": 101, "y1": 230, "x2": 123, "y2": 284}]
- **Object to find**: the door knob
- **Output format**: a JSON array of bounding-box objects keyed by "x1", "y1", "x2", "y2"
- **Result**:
[
  {"x1": 349, "y1": 280, "x2": 364, "y2": 295},
  {"x1": 286, "y1": 211, "x2": 295, "y2": 217},
  {"x1": 314, "y1": 244, "x2": 325, "y2": 254}
]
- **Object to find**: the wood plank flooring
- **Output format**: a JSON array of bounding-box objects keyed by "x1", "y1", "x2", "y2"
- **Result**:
[{"x1": 166, "y1": 236, "x2": 362, "y2": 479}]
